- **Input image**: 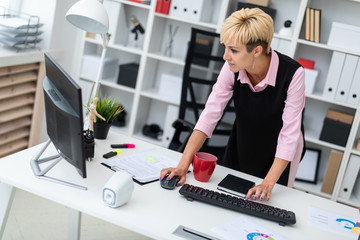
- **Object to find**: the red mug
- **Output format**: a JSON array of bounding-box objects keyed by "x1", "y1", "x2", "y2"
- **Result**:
[{"x1": 193, "y1": 152, "x2": 218, "y2": 182}]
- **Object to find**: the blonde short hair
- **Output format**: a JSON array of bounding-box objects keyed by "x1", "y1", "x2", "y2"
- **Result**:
[{"x1": 220, "y1": 8, "x2": 273, "y2": 54}]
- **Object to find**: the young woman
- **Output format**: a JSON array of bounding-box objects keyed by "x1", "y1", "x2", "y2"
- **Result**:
[{"x1": 160, "y1": 8, "x2": 305, "y2": 201}]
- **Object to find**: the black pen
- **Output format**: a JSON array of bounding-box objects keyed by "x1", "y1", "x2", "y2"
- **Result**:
[{"x1": 111, "y1": 144, "x2": 135, "y2": 148}]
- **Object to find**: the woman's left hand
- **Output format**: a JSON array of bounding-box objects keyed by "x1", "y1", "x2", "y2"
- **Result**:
[{"x1": 245, "y1": 182, "x2": 275, "y2": 201}]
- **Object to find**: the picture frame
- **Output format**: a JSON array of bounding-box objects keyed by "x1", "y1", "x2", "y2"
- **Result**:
[{"x1": 295, "y1": 148, "x2": 321, "y2": 184}]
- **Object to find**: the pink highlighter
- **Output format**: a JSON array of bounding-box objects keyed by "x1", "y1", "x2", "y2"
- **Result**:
[{"x1": 110, "y1": 144, "x2": 135, "y2": 148}]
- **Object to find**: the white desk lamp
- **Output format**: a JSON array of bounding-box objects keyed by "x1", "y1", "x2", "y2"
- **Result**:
[{"x1": 66, "y1": 0, "x2": 110, "y2": 105}]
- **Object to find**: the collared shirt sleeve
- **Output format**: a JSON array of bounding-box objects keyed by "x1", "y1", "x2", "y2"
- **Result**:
[
  {"x1": 275, "y1": 66, "x2": 305, "y2": 162},
  {"x1": 194, "y1": 62, "x2": 235, "y2": 138}
]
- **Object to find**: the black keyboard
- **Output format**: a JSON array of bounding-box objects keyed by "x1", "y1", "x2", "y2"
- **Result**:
[{"x1": 179, "y1": 184, "x2": 296, "y2": 226}]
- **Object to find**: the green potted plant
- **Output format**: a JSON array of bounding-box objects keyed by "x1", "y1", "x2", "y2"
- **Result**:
[{"x1": 89, "y1": 96, "x2": 124, "y2": 139}]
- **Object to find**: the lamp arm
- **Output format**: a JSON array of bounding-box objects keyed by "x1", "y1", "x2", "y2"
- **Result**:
[{"x1": 89, "y1": 33, "x2": 110, "y2": 104}]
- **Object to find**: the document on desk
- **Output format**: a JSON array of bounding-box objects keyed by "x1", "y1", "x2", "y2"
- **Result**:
[
  {"x1": 308, "y1": 206, "x2": 360, "y2": 239},
  {"x1": 103, "y1": 148, "x2": 177, "y2": 184},
  {"x1": 212, "y1": 216, "x2": 289, "y2": 240}
]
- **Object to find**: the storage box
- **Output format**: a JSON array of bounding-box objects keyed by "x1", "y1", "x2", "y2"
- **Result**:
[
  {"x1": 159, "y1": 73, "x2": 182, "y2": 102},
  {"x1": 193, "y1": 37, "x2": 213, "y2": 67},
  {"x1": 246, "y1": 0, "x2": 269, "y2": 7},
  {"x1": 117, "y1": 63, "x2": 139, "y2": 88},
  {"x1": 328, "y1": 22, "x2": 360, "y2": 53},
  {"x1": 326, "y1": 109, "x2": 354, "y2": 124},
  {"x1": 319, "y1": 119, "x2": 352, "y2": 147},
  {"x1": 81, "y1": 54, "x2": 118, "y2": 81}
]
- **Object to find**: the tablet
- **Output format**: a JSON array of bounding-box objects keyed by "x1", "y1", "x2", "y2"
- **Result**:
[{"x1": 217, "y1": 174, "x2": 255, "y2": 198}]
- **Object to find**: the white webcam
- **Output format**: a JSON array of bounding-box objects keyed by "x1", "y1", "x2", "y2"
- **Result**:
[{"x1": 102, "y1": 171, "x2": 134, "y2": 208}]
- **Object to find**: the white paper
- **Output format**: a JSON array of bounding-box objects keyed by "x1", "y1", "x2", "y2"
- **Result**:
[
  {"x1": 103, "y1": 149, "x2": 177, "y2": 183},
  {"x1": 212, "y1": 216, "x2": 289, "y2": 240},
  {"x1": 308, "y1": 206, "x2": 360, "y2": 238}
]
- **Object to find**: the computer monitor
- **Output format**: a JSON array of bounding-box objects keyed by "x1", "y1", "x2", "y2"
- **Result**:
[{"x1": 30, "y1": 52, "x2": 87, "y2": 190}]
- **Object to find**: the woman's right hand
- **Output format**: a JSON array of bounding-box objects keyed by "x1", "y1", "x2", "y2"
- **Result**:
[{"x1": 160, "y1": 167, "x2": 188, "y2": 186}]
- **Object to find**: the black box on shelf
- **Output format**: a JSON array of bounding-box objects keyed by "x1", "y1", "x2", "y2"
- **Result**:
[
  {"x1": 193, "y1": 37, "x2": 213, "y2": 67},
  {"x1": 117, "y1": 63, "x2": 139, "y2": 88},
  {"x1": 319, "y1": 118, "x2": 351, "y2": 147},
  {"x1": 237, "y1": 2, "x2": 276, "y2": 21}
]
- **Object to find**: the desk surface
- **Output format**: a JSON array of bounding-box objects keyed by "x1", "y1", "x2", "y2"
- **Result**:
[{"x1": 0, "y1": 131, "x2": 359, "y2": 240}]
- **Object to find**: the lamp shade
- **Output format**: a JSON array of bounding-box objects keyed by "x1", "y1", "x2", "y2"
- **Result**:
[{"x1": 66, "y1": 0, "x2": 109, "y2": 34}]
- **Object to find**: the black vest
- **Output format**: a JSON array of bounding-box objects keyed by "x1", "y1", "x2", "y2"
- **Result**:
[{"x1": 223, "y1": 51, "x2": 305, "y2": 186}]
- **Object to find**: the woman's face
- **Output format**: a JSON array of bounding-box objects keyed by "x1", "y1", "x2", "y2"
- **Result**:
[{"x1": 222, "y1": 40, "x2": 253, "y2": 73}]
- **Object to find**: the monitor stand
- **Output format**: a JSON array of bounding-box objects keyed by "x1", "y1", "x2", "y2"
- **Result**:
[{"x1": 30, "y1": 139, "x2": 87, "y2": 190}]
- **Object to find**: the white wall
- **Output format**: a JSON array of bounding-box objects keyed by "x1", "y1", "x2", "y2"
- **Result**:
[{"x1": 20, "y1": 0, "x2": 85, "y2": 143}]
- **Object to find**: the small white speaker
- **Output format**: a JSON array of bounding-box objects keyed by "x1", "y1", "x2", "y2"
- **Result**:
[{"x1": 102, "y1": 171, "x2": 134, "y2": 208}]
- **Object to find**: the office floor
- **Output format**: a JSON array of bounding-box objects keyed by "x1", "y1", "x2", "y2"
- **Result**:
[{"x1": 2, "y1": 188, "x2": 152, "y2": 240}]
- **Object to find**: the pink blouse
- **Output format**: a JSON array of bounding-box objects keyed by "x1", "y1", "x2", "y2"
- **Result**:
[{"x1": 194, "y1": 49, "x2": 305, "y2": 162}]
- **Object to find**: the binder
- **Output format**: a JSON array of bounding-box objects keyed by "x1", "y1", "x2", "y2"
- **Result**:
[
  {"x1": 346, "y1": 59, "x2": 360, "y2": 106},
  {"x1": 322, "y1": 51, "x2": 346, "y2": 100},
  {"x1": 187, "y1": 0, "x2": 212, "y2": 22},
  {"x1": 335, "y1": 54, "x2": 359, "y2": 103},
  {"x1": 339, "y1": 155, "x2": 360, "y2": 200},
  {"x1": 314, "y1": 9, "x2": 321, "y2": 43},
  {"x1": 168, "y1": 0, "x2": 182, "y2": 18},
  {"x1": 161, "y1": 0, "x2": 171, "y2": 15},
  {"x1": 155, "y1": 0, "x2": 162, "y2": 13},
  {"x1": 321, "y1": 150, "x2": 343, "y2": 195},
  {"x1": 305, "y1": 8, "x2": 310, "y2": 41}
]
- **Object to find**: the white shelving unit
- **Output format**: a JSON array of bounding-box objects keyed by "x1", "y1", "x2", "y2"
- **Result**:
[
  {"x1": 75, "y1": 0, "x2": 235, "y2": 144},
  {"x1": 73, "y1": 0, "x2": 360, "y2": 207}
]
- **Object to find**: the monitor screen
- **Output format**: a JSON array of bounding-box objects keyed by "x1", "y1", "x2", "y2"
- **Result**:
[{"x1": 43, "y1": 53, "x2": 86, "y2": 178}]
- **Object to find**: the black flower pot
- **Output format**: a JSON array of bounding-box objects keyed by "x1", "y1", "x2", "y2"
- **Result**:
[{"x1": 94, "y1": 122, "x2": 112, "y2": 139}]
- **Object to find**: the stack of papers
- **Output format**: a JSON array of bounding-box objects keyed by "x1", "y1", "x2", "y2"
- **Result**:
[
  {"x1": 103, "y1": 149, "x2": 177, "y2": 184},
  {"x1": 0, "y1": 15, "x2": 43, "y2": 49}
]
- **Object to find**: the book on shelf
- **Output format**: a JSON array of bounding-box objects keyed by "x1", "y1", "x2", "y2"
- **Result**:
[
  {"x1": 314, "y1": 9, "x2": 321, "y2": 43},
  {"x1": 305, "y1": 7, "x2": 310, "y2": 41},
  {"x1": 321, "y1": 150, "x2": 343, "y2": 195},
  {"x1": 305, "y1": 7, "x2": 321, "y2": 43},
  {"x1": 310, "y1": 8, "x2": 315, "y2": 42}
]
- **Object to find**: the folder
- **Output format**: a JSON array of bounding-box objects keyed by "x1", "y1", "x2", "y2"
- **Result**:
[
  {"x1": 314, "y1": 9, "x2": 321, "y2": 43},
  {"x1": 161, "y1": 0, "x2": 171, "y2": 15},
  {"x1": 168, "y1": 0, "x2": 182, "y2": 18},
  {"x1": 305, "y1": 8, "x2": 310, "y2": 41},
  {"x1": 323, "y1": 51, "x2": 346, "y2": 100},
  {"x1": 346, "y1": 59, "x2": 360, "y2": 106},
  {"x1": 339, "y1": 155, "x2": 360, "y2": 200},
  {"x1": 335, "y1": 54, "x2": 359, "y2": 103},
  {"x1": 155, "y1": 0, "x2": 162, "y2": 13},
  {"x1": 187, "y1": 0, "x2": 212, "y2": 22},
  {"x1": 321, "y1": 150, "x2": 343, "y2": 195}
]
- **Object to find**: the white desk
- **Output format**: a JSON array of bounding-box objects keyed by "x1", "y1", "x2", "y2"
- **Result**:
[{"x1": 0, "y1": 131, "x2": 359, "y2": 240}]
